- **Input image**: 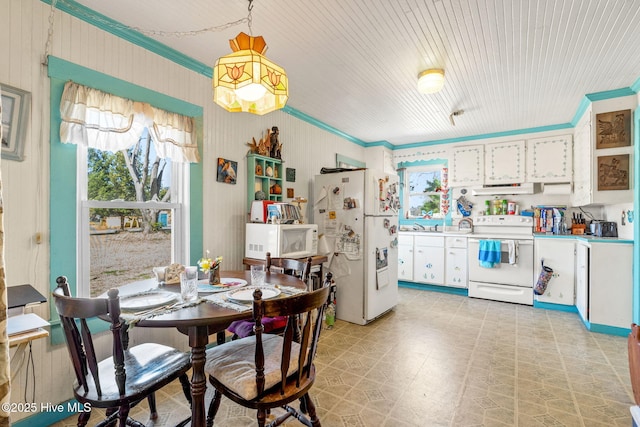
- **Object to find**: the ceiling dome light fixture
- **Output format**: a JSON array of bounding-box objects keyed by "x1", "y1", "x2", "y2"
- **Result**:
[{"x1": 417, "y1": 69, "x2": 445, "y2": 94}]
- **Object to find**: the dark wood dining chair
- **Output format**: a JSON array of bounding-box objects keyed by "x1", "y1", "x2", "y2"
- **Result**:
[
  {"x1": 205, "y1": 273, "x2": 332, "y2": 427},
  {"x1": 53, "y1": 276, "x2": 192, "y2": 427},
  {"x1": 228, "y1": 253, "x2": 312, "y2": 339},
  {"x1": 267, "y1": 253, "x2": 313, "y2": 289}
]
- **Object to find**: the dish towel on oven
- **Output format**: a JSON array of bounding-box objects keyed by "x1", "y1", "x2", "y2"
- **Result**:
[
  {"x1": 478, "y1": 240, "x2": 501, "y2": 268},
  {"x1": 507, "y1": 240, "x2": 518, "y2": 265}
]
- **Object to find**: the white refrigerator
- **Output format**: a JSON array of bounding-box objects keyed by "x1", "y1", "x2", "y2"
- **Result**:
[{"x1": 313, "y1": 169, "x2": 400, "y2": 325}]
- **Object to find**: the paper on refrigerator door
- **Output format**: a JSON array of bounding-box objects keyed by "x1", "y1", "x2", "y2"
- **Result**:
[
  {"x1": 328, "y1": 253, "x2": 350, "y2": 279},
  {"x1": 314, "y1": 186, "x2": 328, "y2": 208},
  {"x1": 376, "y1": 267, "x2": 389, "y2": 289},
  {"x1": 336, "y1": 225, "x2": 362, "y2": 260}
]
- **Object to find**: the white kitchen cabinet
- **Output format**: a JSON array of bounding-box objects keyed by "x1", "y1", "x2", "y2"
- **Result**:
[
  {"x1": 588, "y1": 242, "x2": 633, "y2": 329},
  {"x1": 571, "y1": 119, "x2": 592, "y2": 207},
  {"x1": 398, "y1": 233, "x2": 414, "y2": 281},
  {"x1": 571, "y1": 97, "x2": 635, "y2": 206},
  {"x1": 450, "y1": 145, "x2": 484, "y2": 187},
  {"x1": 526, "y1": 135, "x2": 573, "y2": 183},
  {"x1": 413, "y1": 235, "x2": 445, "y2": 285},
  {"x1": 575, "y1": 243, "x2": 589, "y2": 322},
  {"x1": 575, "y1": 240, "x2": 632, "y2": 330},
  {"x1": 445, "y1": 236, "x2": 467, "y2": 288},
  {"x1": 533, "y1": 238, "x2": 575, "y2": 306},
  {"x1": 484, "y1": 140, "x2": 526, "y2": 184}
]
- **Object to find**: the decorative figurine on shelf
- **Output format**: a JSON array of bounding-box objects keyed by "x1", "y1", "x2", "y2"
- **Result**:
[
  {"x1": 246, "y1": 137, "x2": 259, "y2": 155},
  {"x1": 269, "y1": 126, "x2": 282, "y2": 159},
  {"x1": 257, "y1": 128, "x2": 271, "y2": 157}
]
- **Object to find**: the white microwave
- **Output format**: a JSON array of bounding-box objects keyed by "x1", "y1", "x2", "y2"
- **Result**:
[{"x1": 245, "y1": 223, "x2": 318, "y2": 260}]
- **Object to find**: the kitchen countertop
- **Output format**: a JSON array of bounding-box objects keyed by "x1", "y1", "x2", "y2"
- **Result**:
[
  {"x1": 399, "y1": 230, "x2": 633, "y2": 244},
  {"x1": 533, "y1": 233, "x2": 633, "y2": 244},
  {"x1": 398, "y1": 229, "x2": 473, "y2": 237}
]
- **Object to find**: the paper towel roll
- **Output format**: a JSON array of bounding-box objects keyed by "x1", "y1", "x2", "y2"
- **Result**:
[{"x1": 542, "y1": 183, "x2": 572, "y2": 195}]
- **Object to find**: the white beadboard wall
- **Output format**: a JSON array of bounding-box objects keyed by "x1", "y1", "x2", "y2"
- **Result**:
[{"x1": 1, "y1": 0, "x2": 364, "y2": 419}]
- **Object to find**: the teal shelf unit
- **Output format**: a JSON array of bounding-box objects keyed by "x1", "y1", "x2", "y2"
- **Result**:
[{"x1": 247, "y1": 154, "x2": 283, "y2": 211}]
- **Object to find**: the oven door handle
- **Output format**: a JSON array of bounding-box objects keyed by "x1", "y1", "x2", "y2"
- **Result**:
[{"x1": 468, "y1": 238, "x2": 533, "y2": 246}]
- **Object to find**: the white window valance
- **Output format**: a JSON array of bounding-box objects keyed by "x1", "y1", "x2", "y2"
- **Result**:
[{"x1": 59, "y1": 81, "x2": 199, "y2": 163}]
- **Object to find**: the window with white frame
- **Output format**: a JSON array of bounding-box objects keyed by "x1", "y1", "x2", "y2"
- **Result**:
[
  {"x1": 79, "y1": 132, "x2": 187, "y2": 296},
  {"x1": 404, "y1": 166, "x2": 445, "y2": 218},
  {"x1": 59, "y1": 81, "x2": 198, "y2": 297}
]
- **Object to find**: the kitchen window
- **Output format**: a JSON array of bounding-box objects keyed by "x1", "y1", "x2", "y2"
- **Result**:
[{"x1": 404, "y1": 166, "x2": 445, "y2": 219}]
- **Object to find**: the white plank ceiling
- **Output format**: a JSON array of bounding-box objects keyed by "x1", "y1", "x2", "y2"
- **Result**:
[{"x1": 66, "y1": 0, "x2": 640, "y2": 145}]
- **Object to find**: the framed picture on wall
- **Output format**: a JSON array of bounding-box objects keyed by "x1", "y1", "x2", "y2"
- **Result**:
[
  {"x1": 286, "y1": 167, "x2": 296, "y2": 182},
  {"x1": 595, "y1": 109, "x2": 631, "y2": 149},
  {"x1": 216, "y1": 157, "x2": 238, "y2": 184},
  {"x1": 597, "y1": 154, "x2": 629, "y2": 191},
  {"x1": 1, "y1": 83, "x2": 31, "y2": 161}
]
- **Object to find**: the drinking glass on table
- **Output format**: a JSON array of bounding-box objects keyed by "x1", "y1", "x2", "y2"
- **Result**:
[
  {"x1": 153, "y1": 266, "x2": 166, "y2": 286},
  {"x1": 250, "y1": 265, "x2": 266, "y2": 287},
  {"x1": 180, "y1": 266, "x2": 198, "y2": 302}
]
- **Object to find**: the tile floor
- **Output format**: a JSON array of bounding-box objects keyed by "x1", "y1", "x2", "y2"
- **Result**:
[{"x1": 52, "y1": 287, "x2": 635, "y2": 426}]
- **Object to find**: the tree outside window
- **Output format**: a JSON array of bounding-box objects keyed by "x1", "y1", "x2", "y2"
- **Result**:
[{"x1": 84, "y1": 130, "x2": 176, "y2": 296}]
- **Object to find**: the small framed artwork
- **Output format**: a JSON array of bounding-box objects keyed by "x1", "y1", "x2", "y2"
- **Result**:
[
  {"x1": 596, "y1": 109, "x2": 631, "y2": 149},
  {"x1": 1, "y1": 83, "x2": 31, "y2": 161},
  {"x1": 287, "y1": 188, "x2": 294, "y2": 198},
  {"x1": 216, "y1": 157, "x2": 237, "y2": 184},
  {"x1": 286, "y1": 167, "x2": 296, "y2": 182},
  {"x1": 597, "y1": 154, "x2": 629, "y2": 191}
]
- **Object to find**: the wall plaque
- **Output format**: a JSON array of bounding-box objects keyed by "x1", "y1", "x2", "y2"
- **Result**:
[
  {"x1": 596, "y1": 109, "x2": 631, "y2": 149},
  {"x1": 597, "y1": 154, "x2": 629, "y2": 191}
]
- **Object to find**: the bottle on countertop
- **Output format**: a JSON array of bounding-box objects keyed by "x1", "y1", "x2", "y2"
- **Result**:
[
  {"x1": 485, "y1": 200, "x2": 491, "y2": 215},
  {"x1": 492, "y1": 198, "x2": 502, "y2": 215}
]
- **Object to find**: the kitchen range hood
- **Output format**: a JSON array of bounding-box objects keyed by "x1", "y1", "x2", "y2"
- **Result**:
[{"x1": 471, "y1": 182, "x2": 539, "y2": 196}]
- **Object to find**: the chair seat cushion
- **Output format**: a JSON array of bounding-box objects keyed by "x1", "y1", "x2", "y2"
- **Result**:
[
  {"x1": 228, "y1": 316, "x2": 288, "y2": 338},
  {"x1": 205, "y1": 334, "x2": 301, "y2": 400},
  {"x1": 74, "y1": 343, "x2": 191, "y2": 406}
]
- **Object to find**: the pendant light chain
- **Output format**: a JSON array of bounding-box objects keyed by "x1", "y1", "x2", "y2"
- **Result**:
[
  {"x1": 247, "y1": 0, "x2": 254, "y2": 35},
  {"x1": 49, "y1": 0, "x2": 253, "y2": 38},
  {"x1": 42, "y1": 0, "x2": 58, "y2": 65}
]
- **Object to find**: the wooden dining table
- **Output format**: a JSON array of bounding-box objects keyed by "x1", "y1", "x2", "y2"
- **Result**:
[{"x1": 112, "y1": 269, "x2": 307, "y2": 427}]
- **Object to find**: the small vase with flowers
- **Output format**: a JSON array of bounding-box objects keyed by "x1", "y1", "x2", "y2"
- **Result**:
[{"x1": 198, "y1": 252, "x2": 223, "y2": 285}]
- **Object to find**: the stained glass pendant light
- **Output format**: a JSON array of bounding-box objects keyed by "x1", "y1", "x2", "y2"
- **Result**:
[{"x1": 213, "y1": 31, "x2": 288, "y2": 115}]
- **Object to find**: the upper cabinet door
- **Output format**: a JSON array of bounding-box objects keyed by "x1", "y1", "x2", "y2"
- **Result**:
[
  {"x1": 484, "y1": 140, "x2": 526, "y2": 184},
  {"x1": 450, "y1": 145, "x2": 484, "y2": 187},
  {"x1": 526, "y1": 135, "x2": 573, "y2": 183}
]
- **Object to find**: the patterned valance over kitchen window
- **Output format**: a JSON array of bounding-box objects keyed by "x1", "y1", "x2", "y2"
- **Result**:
[{"x1": 59, "y1": 81, "x2": 199, "y2": 163}]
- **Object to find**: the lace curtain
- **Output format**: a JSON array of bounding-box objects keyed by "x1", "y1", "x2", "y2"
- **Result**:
[{"x1": 59, "y1": 81, "x2": 199, "y2": 163}]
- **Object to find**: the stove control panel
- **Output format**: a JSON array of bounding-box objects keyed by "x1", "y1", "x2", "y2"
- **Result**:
[{"x1": 473, "y1": 215, "x2": 533, "y2": 226}]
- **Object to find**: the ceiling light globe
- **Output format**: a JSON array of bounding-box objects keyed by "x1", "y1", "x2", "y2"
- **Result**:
[
  {"x1": 417, "y1": 69, "x2": 445, "y2": 94},
  {"x1": 235, "y1": 83, "x2": 268, "y2": 102}
]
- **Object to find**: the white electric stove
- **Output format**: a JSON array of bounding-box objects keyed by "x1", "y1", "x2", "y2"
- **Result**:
[{"x1": 467, "y1": 215, "x2": 535, "y2": 305}]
